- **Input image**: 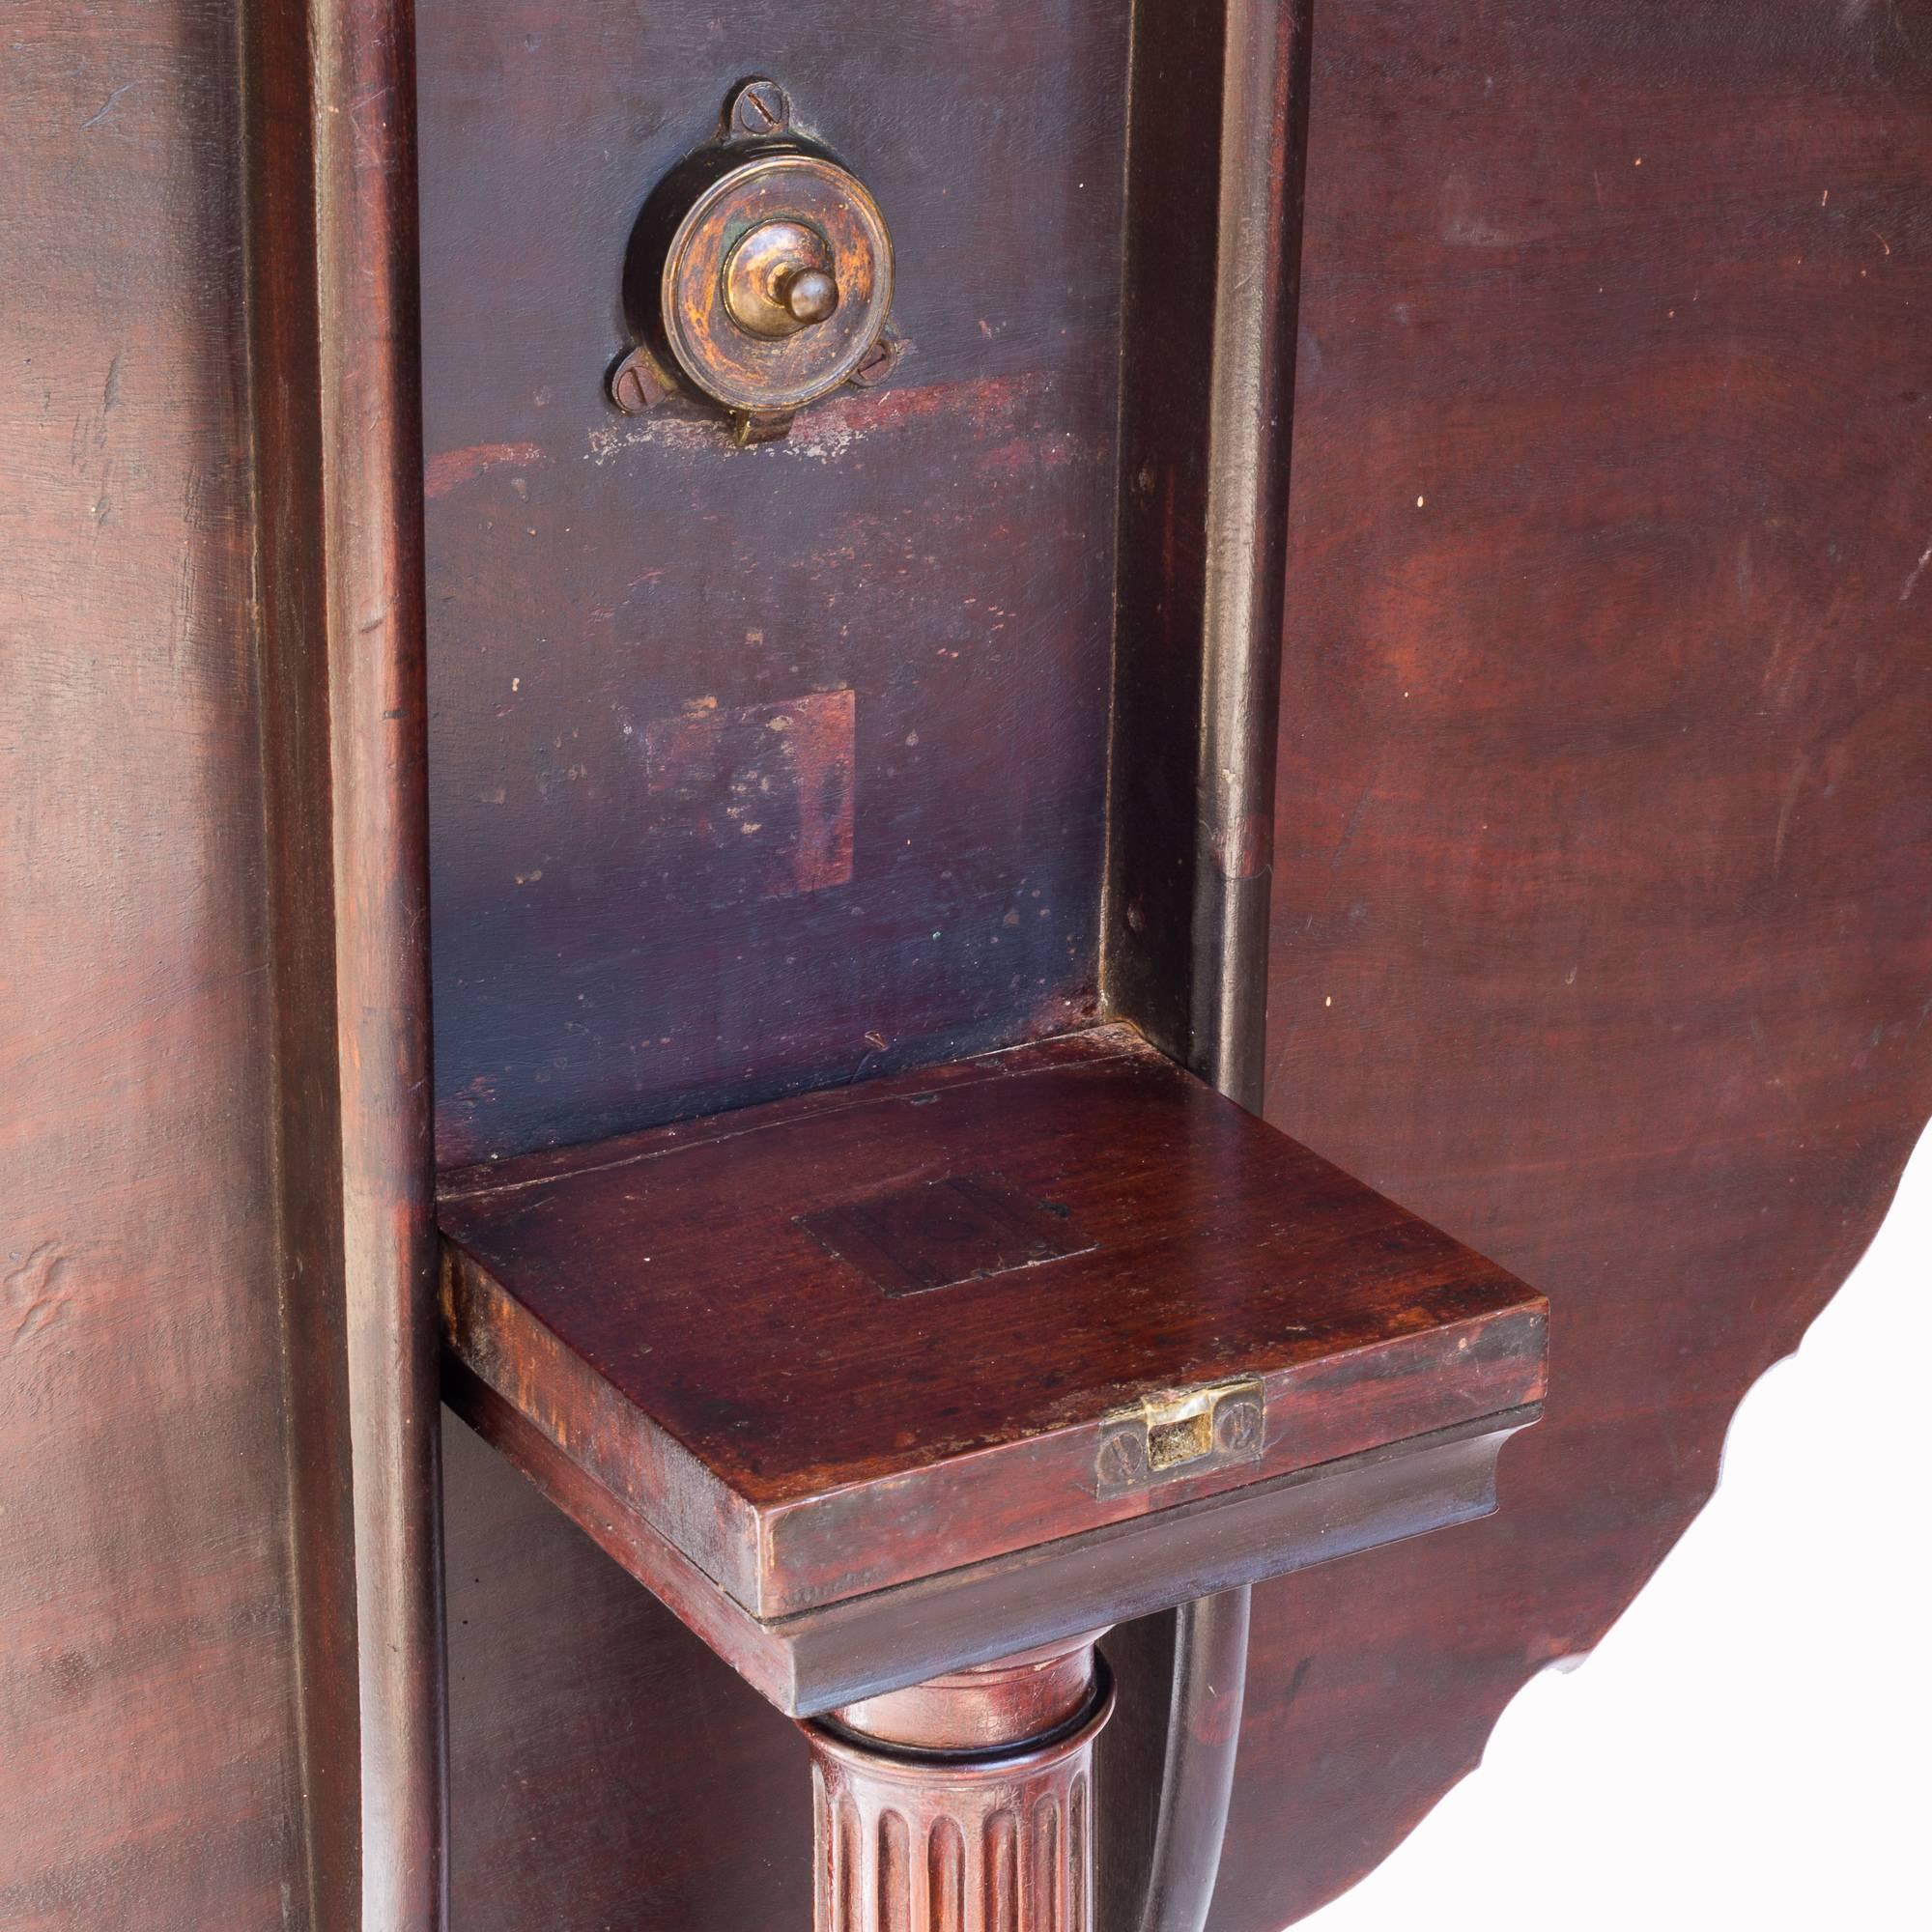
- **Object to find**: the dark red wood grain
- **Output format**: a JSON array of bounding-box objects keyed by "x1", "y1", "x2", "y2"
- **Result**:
[
  {"x1": 424, "y1": 2, "x2": 1932, "y2": 1928},
  {"x1": 2, "y1": 7, "x2": 305, "y2": 1925},
  {"x1": 10, "y1": 0, "x2": 1924, "y2": 1919},
  {"x1": 1214, "y1": 2, "x2": 1932, "y2": 1924},
  {"x1": 4, "y1": 4, "x2": 447, "y2": 1925},
  {"x1": 441, "y1": 1027, "x2": 1545, "y2": 1616}
]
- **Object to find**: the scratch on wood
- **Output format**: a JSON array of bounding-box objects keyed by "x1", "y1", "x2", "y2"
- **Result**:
[
  {"x1": 1772, "y1": 751, "x2": 1809, "y2": 877},
  {"x1": 1214, "y1": 810, "x2": 1274, "y2": 882},
  {"x1": 1899, "y1": 534, "x2": 1932, "y2": 605},
  {"x1": 81, "y1": 81, "x2": 139, "y2": 129},
  {"x1": 584, "y1": 371, "x2": 1053, "y2": 468},
  {"x1": 1326, "y1": 785, "x2": 1374, "y2": 874},
  {"x1": 1746, "y1": 1009, "x2": 1805, "y2": 1119}
]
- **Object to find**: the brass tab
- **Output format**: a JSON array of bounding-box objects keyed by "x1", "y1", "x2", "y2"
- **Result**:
[{"x1": 1094, "y1": 1376, "x2": 1266, "y2": 1496}]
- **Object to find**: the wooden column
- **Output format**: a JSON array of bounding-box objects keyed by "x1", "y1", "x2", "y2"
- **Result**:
[{"x1": 804, "y1": 1638, "x2": 1114, "y2": 1932}]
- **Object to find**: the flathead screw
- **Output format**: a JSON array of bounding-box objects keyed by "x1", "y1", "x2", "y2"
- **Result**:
[
  {"x1": 848, "y1": 330, "x2": 903, "y2": 390},
  {"x1": 609, "y1": 348, "x2": 672, "y2": 416},
  {"x1": 728, "y1": 77, "x2": 791, "y2": 138}
]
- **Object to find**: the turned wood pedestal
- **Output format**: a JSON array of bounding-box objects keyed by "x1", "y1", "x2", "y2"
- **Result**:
[
  {"x1": 440, "y1": 1026, "x2": 1548, "y2": 1926},
  {"x1": 806, "y1": 1637, "x2": 1113, "y2": 1932}
]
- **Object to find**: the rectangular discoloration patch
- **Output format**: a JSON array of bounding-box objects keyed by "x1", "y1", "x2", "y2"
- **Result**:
[
  {"x1": 638, "y1": 690, "x2": 856, "y2": 908},
  {"x1": 797, "y1": 1172, "x2": 1095, "y2": 1298}
]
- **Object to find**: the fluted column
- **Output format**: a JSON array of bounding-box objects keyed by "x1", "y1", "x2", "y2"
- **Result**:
[{"x1": 802, "y1": 1636, "x2": 1114, "y2": 1932}]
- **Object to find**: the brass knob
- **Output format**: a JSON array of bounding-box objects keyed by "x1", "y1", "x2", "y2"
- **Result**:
[
  {"x1": 724, "y1": 219, "x2": 843, "y2": 339},
  {"x1": 783, "y1": 268, "x2": 839, "y2": 326}
]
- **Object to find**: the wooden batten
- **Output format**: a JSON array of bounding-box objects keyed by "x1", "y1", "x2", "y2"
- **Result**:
[{"x1": 244, "y1": 1, "x2": 445, "y2": 1924}]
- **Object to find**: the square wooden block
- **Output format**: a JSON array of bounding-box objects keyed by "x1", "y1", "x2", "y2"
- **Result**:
[{"x1": 441, "y1": 1025, "x2": 1547, "y2": 1713}]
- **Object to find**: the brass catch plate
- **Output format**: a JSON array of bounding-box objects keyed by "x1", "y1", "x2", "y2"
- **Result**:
[{"x1": 1094, "y1": 1377, "x2": 1267, "y2": 1496}]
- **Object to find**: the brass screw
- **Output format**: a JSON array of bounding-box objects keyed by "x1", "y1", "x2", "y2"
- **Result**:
[
  {"x1": 1095, "y1": 1428, "x2": 1146, "y2": 1489},
  {"x1": 609, "y1": 348, "x2": 672, "y2": 416},
  {"x1": 848, "y1": 330, "x2": 902, "y2": 390},
  {"x1": 1214, "y1": 1398, "x2": 1264, "y2": 1456},
  {"x1": 729, "y1": 77, "x2": 791, "y2": 139},
  {"x1": 731, "y1": 408, "x2": 797, "y2": 447}
]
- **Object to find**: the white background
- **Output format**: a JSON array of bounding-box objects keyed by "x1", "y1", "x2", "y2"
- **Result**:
[{"x1": 1301, "y1": 1126, "x2": 1932, "y2": 1930}]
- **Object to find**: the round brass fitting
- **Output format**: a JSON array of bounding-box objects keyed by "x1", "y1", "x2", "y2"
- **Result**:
[
  {"x1": 660, "y1": 151, "x2": 893, "y2": 414},
  {"x1": 723, "y1": 219, "x2": 840, "y2": 338}
]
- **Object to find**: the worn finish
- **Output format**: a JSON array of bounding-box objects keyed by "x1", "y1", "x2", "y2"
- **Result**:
[
  {"x1": 423, "y1": 1, "x2": 1932, "y2": 1927},
  {"x1": 2, "y1": 5, "x2": 304, "y2": 1926},
  {"x1": 1215, "y1": 2, "x2": 1932, "y2": 1926},
  {"x1": 615, "y1": 688, "x2": 860, "y2": 907},
  {"x1": 418, "y1": 0, "x2": 1132, "y2": 1162},
  {"x1": 1093, "y1": 1377, "x2": 1266, "y2": 1500},
  {"x1": 251, "y1": 0, "x2": 449, "y2": 1919},
  {"x1": 798, "y1": 1172, "x2": 1099, "y2": 1299},
  {"x1": 427, "y1": 5, "x2": 1138, "y2": 1913},
  {"x1": 441, "y1": 1026, "x2": 1547, "y2": 1619},
  {"x1": 832, "y1": 1637, "x2": 1106, "y2": 1755},
  {"x1": 450, "y1": 1349, "x2": 1532, "y2": 1720}
]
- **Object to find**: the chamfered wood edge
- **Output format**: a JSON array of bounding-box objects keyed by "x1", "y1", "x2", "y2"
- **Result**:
[
  {"x1": 243, "y1": 4, "x2": 355, "y2": 1922},
  {"x1": 445, "y1": 1352, "x2": 1538, "y2": 1719},
  {"x1": 244, "y1": 0, "x2": 446, "y2": 1924}
]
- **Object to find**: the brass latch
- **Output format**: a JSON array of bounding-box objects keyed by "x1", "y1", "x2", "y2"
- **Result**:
[
  {"x1": 607, "y1": 76, "x2": 899, "y2": 446},
  {"x1": 1094, "y1": 1376, "x2": 1267, "y2": 1496}
]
